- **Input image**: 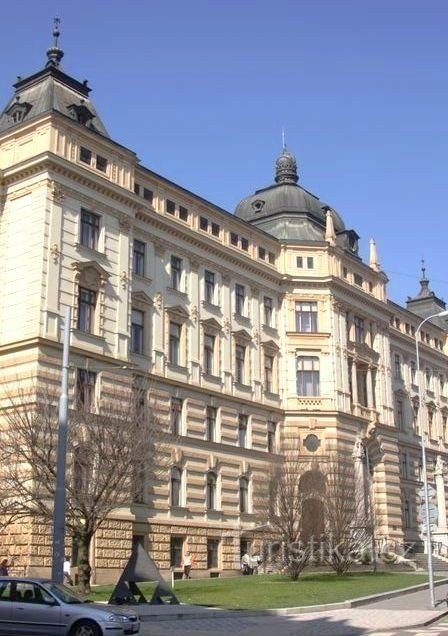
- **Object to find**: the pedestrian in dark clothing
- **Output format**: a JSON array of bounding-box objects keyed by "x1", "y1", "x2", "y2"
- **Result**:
[{"x1": 0, "y1": 559, "x2": 9, "y2": 575}]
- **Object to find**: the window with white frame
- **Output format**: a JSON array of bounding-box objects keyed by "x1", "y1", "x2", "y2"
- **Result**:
[
  {"x1": 170, "y1": 256, "x2": 182, "y2": 291},
  {"x1": 264, "y1": 354, "x2": 274, "y2": 393},
  {"x1": 239, "y1": 476, "x2": 249, "y2": 513},
  {"x1": 204, "y1": 270, "x2": 216, "y2": 304},
  {"x1": 354, "y1": 316, "x2": 365, "y2": 343},
  {"x1": 263, "y1": 296, "x2": 273, "y2": 327},
  {"x1": 203, "y1": 333, "x2": 215, "y2": 375},
  {"x1": 238, "y1": 414, "x2": 248, "y2": 447},
  {"x1": 133, "y1": 240, "x2": 146, "y2": 277},
  {"x1": 80, "y1": 208, "x2": 100, "y2": 250},
  {"x1": 170, "y1": 467, "x2": 183, "y2": 507},
  {"x1": 169, "y1": 322, "x2": 182, "y2": 365},
  {"x1": 76, "y1": 369, "x2": 97, "y2": 412},
  {"x1": 77, "y1": 287, "x2": 97, "y2": 333},
  {"x1": 295, "y1": 301, "x2": 317, "y2": 332},
  {"x1": 296, "y1": 356, "x2": 320, "y2": 396},
  {"x1": 235, "y1": 344, "x2": 246, "y2": 384},
  {"x1": 394, "y1": 354, "x2": 402, "y2": 380},
  {"x1": 131, "y1": 309, "x2": 144, "y2": 354},
  {"x1": 170, "y1": 397, "x2": 183, "y2": 435},
  {"x1": 206, "y1": 406, "x2": 217, "y2": 442},
  {"x1": 235, "y1": 284, "x2": 246, "y2": 316},
  {"x1": 267, "y1": 421, "x2": 277, "y2": 453},
  {"x1": 206, "y1": 471, "x2": 217, "y2": 510}
]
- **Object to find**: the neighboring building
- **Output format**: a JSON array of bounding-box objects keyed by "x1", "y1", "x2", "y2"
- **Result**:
[{"x1": 1, "y1": 28, "x2": 447, "y2": 582}]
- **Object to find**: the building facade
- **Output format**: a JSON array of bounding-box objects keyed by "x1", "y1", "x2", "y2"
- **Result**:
[{"x1": 1, "y1": 32, "x2": 448, "y2": 582}]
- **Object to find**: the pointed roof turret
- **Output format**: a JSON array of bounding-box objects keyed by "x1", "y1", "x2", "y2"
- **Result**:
[
  {"x1": 406, "y1": 260, "x2": 447, "y2": 325},
  {"x1": 274, "y1": 147, "x2": 299, "y2": 184},
  {"x1": 0, "y1": 21, "x2": 109, "y2": 137},
  {"x1": 46, "y1": 17, "x2": 64, "y2": 69},
  {"x1": 369, "y1": 239, "x2": 380, "y2": 272}
]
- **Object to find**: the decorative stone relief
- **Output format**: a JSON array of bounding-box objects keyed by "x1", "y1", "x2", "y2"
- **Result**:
[
  {"x1": 120, "y1": 271, "x2": 128, "y2": 289},
  {"x1": 223, "y1": 318, "x2": 231, "y2": 334},
  {"x1": 154, "y1": 241, "x2": 165, "y2": 257},
  {"x1": 119, "y1": 218, "x2": 132, "y2": 233},
  {"x1": 50, "y1": 243, "x2": 60, "y2": 264},
  {"x1": 154, "y1": 293, "x2": 163, "y2": 311},
  {"x1": 50, "y1": 180, "x2": 65, "y2": 203},
  {"x1": 190, "y1": 305, "x2": 199, "y2": 323}
]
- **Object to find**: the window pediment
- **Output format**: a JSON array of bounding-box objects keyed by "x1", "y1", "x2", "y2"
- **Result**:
[
  {"x1": 261, "y1": 339, "x2": 279, "y2": 352},
  {"x1": 166, "y1": 304, "x2": 189, "y2": 321},
  {"x1": 131, "y1": 291, "x2": 153, "y2": 307},
  {"x1": 201, "y1": 318, "x2": 222, "y2": 332},
  {"x1": 232, "y1": 329, "x2": 252, "y2": 343},
  {"x1": 6, "y1": 100, "x2": 32, "y2": 123},
  {"x1": 72, "y1": 260, "x2": 109, "y2": 289}
]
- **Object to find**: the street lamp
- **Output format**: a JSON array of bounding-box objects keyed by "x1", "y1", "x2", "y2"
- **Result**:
[{"x1": 415, "y1": 309, "x2": 448, "y2": 608}]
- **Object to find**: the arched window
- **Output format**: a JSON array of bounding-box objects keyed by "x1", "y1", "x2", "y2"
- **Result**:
[
  {"x1": 206, "y1": 472, "x2": 217, "y2": 510},
  {"x1": 170, "y1": 467, "x2": 182, "y2": 507},
  {"x1": 296, "y1": 356, "x2": 320, "y2": 396},
  {"x1": 239, "y1": 476, "x2": 249, "y2": 513}
]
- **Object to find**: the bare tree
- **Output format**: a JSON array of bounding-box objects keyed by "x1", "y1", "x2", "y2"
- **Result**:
[
  {"x1": 321, "y1": 455, "x2": 374, "y2": 576},
  {"x1": 255, "y1": 446, "x2": 319, "y2": 580},
  {"x1": 1, "y1": 380, "x2": 164, "y2": 593}
]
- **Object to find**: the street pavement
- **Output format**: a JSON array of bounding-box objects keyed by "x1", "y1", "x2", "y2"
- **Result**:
[{"x1": 136, "y1": 581, "x2": 448, "y2": 636}]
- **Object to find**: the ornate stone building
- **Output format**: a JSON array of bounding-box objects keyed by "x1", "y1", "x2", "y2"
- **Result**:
[{"x1": 1, "y1": 29, "x2": 447, "y2": 582}]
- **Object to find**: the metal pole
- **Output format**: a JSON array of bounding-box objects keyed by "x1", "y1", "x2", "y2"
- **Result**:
[
  {"x1": 51, "y1": 306, "x2": 71, "y2": 583},
  {"x1": 365, "y1": 445, "x2": 377, "y2": 573},
  {"x1": 415, "y1": 314, "x2": 439, "y2": 609}
]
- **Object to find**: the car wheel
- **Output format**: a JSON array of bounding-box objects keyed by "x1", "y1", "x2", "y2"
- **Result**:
[{"x1": 69, "y1": 619, "x2": 102, "y2": 636}]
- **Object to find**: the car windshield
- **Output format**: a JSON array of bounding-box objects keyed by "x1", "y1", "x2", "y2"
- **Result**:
[{"x1": 45, "y1": 582, "x2": 84, "y2": 604}]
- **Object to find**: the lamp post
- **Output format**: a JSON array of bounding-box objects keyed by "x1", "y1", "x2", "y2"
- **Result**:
[
  {"x1": 415, "y1": 309, "x2": 448, "y2": 608},
  {"x1": 51, "y1": 306, "x2": 71, "y2": 583}
]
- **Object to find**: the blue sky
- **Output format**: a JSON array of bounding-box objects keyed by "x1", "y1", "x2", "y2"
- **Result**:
[{"x1": 1, "y1": 0, "x2": 447, "y2": 306}]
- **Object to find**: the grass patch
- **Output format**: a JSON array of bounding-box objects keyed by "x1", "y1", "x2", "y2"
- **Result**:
[{"x1": 88, "y1": 572, "x2": 433, "y2": 610}]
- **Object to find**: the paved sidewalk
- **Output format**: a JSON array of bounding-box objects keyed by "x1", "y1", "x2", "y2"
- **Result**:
[{"x1": 122, "y1": 581, "x2": 448, "y2": 635}]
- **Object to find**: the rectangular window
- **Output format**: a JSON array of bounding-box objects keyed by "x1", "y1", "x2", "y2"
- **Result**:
[
  {"x1": 131, "y1": 309, "x2": 144, "y2": 354},
  {"x1": 166, "y1": 199, "x2": 176, "y2": 215},
  {"x1": 267, "y1": 421, "x2": 277, "y2": 453},
  {"x1": 211, "y1": 222, "x2": 220, "y2": 237},
  {"x1": 76, "y1": 369, "x2": 97, "y2": 411},
  {"x1": 204, "y1": 270, "x2": 215, "y2": 304},
  {"x1": 264, "y1": 354, "x2": 274, "y2": 392},
  {"x1": 206, "y1": 406, "x2": 217, "y2": 442},
  {"x1": 204, "y1": 333, "x2": 215, "y2": 375},
  {"x1": 235, "y1": 344, "x2": 246, "y2": 384},
  {"x1": 396, "y1": 399, "x2": 404, "y2": 431},
  {"x1": 401, "y1": 452, "x2": 408, "y2": 479},
  {"x1": 171, "y1": 255, "x2": 182, "y2": 290},
  {"x1": 170, "y1": 537, "x2": 183, "y2": 567},
  {"x1": 295, "y1": 301, "x2": 318, "y2": 332},
  {"x1": 307, "y1": 256, "x2": 314, "y2": 269},
  {"x1": 268, "y1": 252, "x2": 275, "y2": 265},
  {"x1": 263, "y1": 296, "x2": 273, "y2": 326},
  {"x1": 230, "y1": 232, "x2": 238, "y2": 246},
  {"x1": 354, "y1": 273, "x2": 363, "y2": 286},
  {"x1": 258, "y1": 246, "x2": 266, "y2": 260},
  {"x1": 133, "y1": 239, "x2": 146, "y2": 277},
  {"x1": 354, "y1": 316, "x2": 365, "y2": 343},
  {"x1": 134, "y1": 182, "x2": 140, "y2": 195},
  {"x1": 96, "y1": 155, "x2": 108, "y2": 172},
  {"x1": 77, "y1": 287, "x2": 97, "y2": 332},
  {"x1": 297, "y1": 256, "x2": 303, "y2": 268},
  {"x1": 207, "y1": 539, "x2": 219, "y2": 569},
  {"x1": 238, "y1": 414, "x2": 248, "y2": 447},
  {"x1": 179, "y1": 205, "x2": 189, "y2": 221},
  {"x1": 80, "y1": 208, "x2": 100, "y2": 250},
  {"x1": 241, "y1": 237, "x2": 249, "y2": 251},
  {"x1": 79, "y1": 146, "x2": 92, "y2": 165},
  {"x1": 296, "y1": 356, "x2": 320, "y2": 396},
  {"x1": 404, "y1": 500, "x2": 411, "y2": 528},
  {"x1": 200, "y1": 216, "x2": 209, "y2": 231},
  {"x1": 169, "y1": 322, "x2": 181, "y2": 365},
  {"x1": 235, "y1": 284, "x2": 245, "y2": 316},
  {"x1": 394, "y1": 354, "x2": 402, "y2": 380},
  {"x1": 343, "y1": 266, "x2": 348, "y2": 278},
  {"x1": 171, "y1": 397, "x2": 183, "y2": 435},
  {"x1": 443, "y1": 416, "x2": 447, "y2": 444},
  {"x1": 143, "y1": 188, "x2": 153, "y2": 203}
]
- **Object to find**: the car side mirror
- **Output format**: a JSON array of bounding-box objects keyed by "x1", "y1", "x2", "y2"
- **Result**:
[{"x1": 44, "y1": 597, "x2": 58, "y2": 606}]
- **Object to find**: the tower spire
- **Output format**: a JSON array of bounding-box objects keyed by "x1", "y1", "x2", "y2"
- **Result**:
[{"x1": 46, "y1": 17, "x2": 64, "y2": 68}]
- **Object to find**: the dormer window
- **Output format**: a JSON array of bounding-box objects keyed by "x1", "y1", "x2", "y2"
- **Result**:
[
  {"x1": 68, "y1": 102, "x2": 95, "y2": 126},
  {"x1": 6, "y1": 100, "x2": 32, "y2": 125}
]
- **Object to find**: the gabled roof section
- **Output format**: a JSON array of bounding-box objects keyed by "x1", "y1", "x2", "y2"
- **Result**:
[{"x1": 0, "y1": 20, "x2": 109, "y2": 138}]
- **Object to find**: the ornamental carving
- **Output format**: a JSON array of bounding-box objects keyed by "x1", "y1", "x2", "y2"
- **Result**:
[
  {"x1": 154, "y1": 292, "x2": 163, "y2": 311},
  {"x1": 223, "y1": 318, "x2": 231, "y2": 334},
  {"x1": 190, "y1": 305, "x2": 199, "y2": 323},
  {"x1": 50, "y1": 243, "x2": 60, "y2": 264},
  {"x1": 119, "y1": 218, "x2": 132, "y2": 233},
  {"x1": 50, "y1": 180, "x2": 65, "y2": 203},
  {"x1": 120, "y1": 270, "x2": 128, "y2": 289}
]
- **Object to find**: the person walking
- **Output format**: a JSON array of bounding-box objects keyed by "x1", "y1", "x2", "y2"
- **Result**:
[
  {"x1": 63, "y1": 556, "x2": 73, "y2": 585},
  {"x1": 182, "y1": 551, "x2": 194, "y2": 579},
  {"x1": 241, "y1": 551, "x2": 252, "y2": 575},
  {"x1": 0, "y1": 559, "x2": 10, "y2": 575}
]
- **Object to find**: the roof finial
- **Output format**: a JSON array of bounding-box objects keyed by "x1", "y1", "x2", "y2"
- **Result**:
[
  {"x1": 46, "y1": 17, "x2": 64, "y2": 68},
  {"x1": 421, "y1": 258, "x2": 426, "y2": 281},
  {"x1": 417, "y1": 258, "x2": 432, "y2": 298},
  {"x1": 281, "y1": 127, "x2": 287, "y2": 153}
]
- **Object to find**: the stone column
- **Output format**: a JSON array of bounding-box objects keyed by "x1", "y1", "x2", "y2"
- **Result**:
[{"x1": 352, "y1": 437, "x2": 366, "y2": 517}]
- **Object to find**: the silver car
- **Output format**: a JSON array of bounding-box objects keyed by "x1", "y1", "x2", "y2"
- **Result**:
[{"x1": 0, "y1": 577, "x2": 140, "y2": 635}]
